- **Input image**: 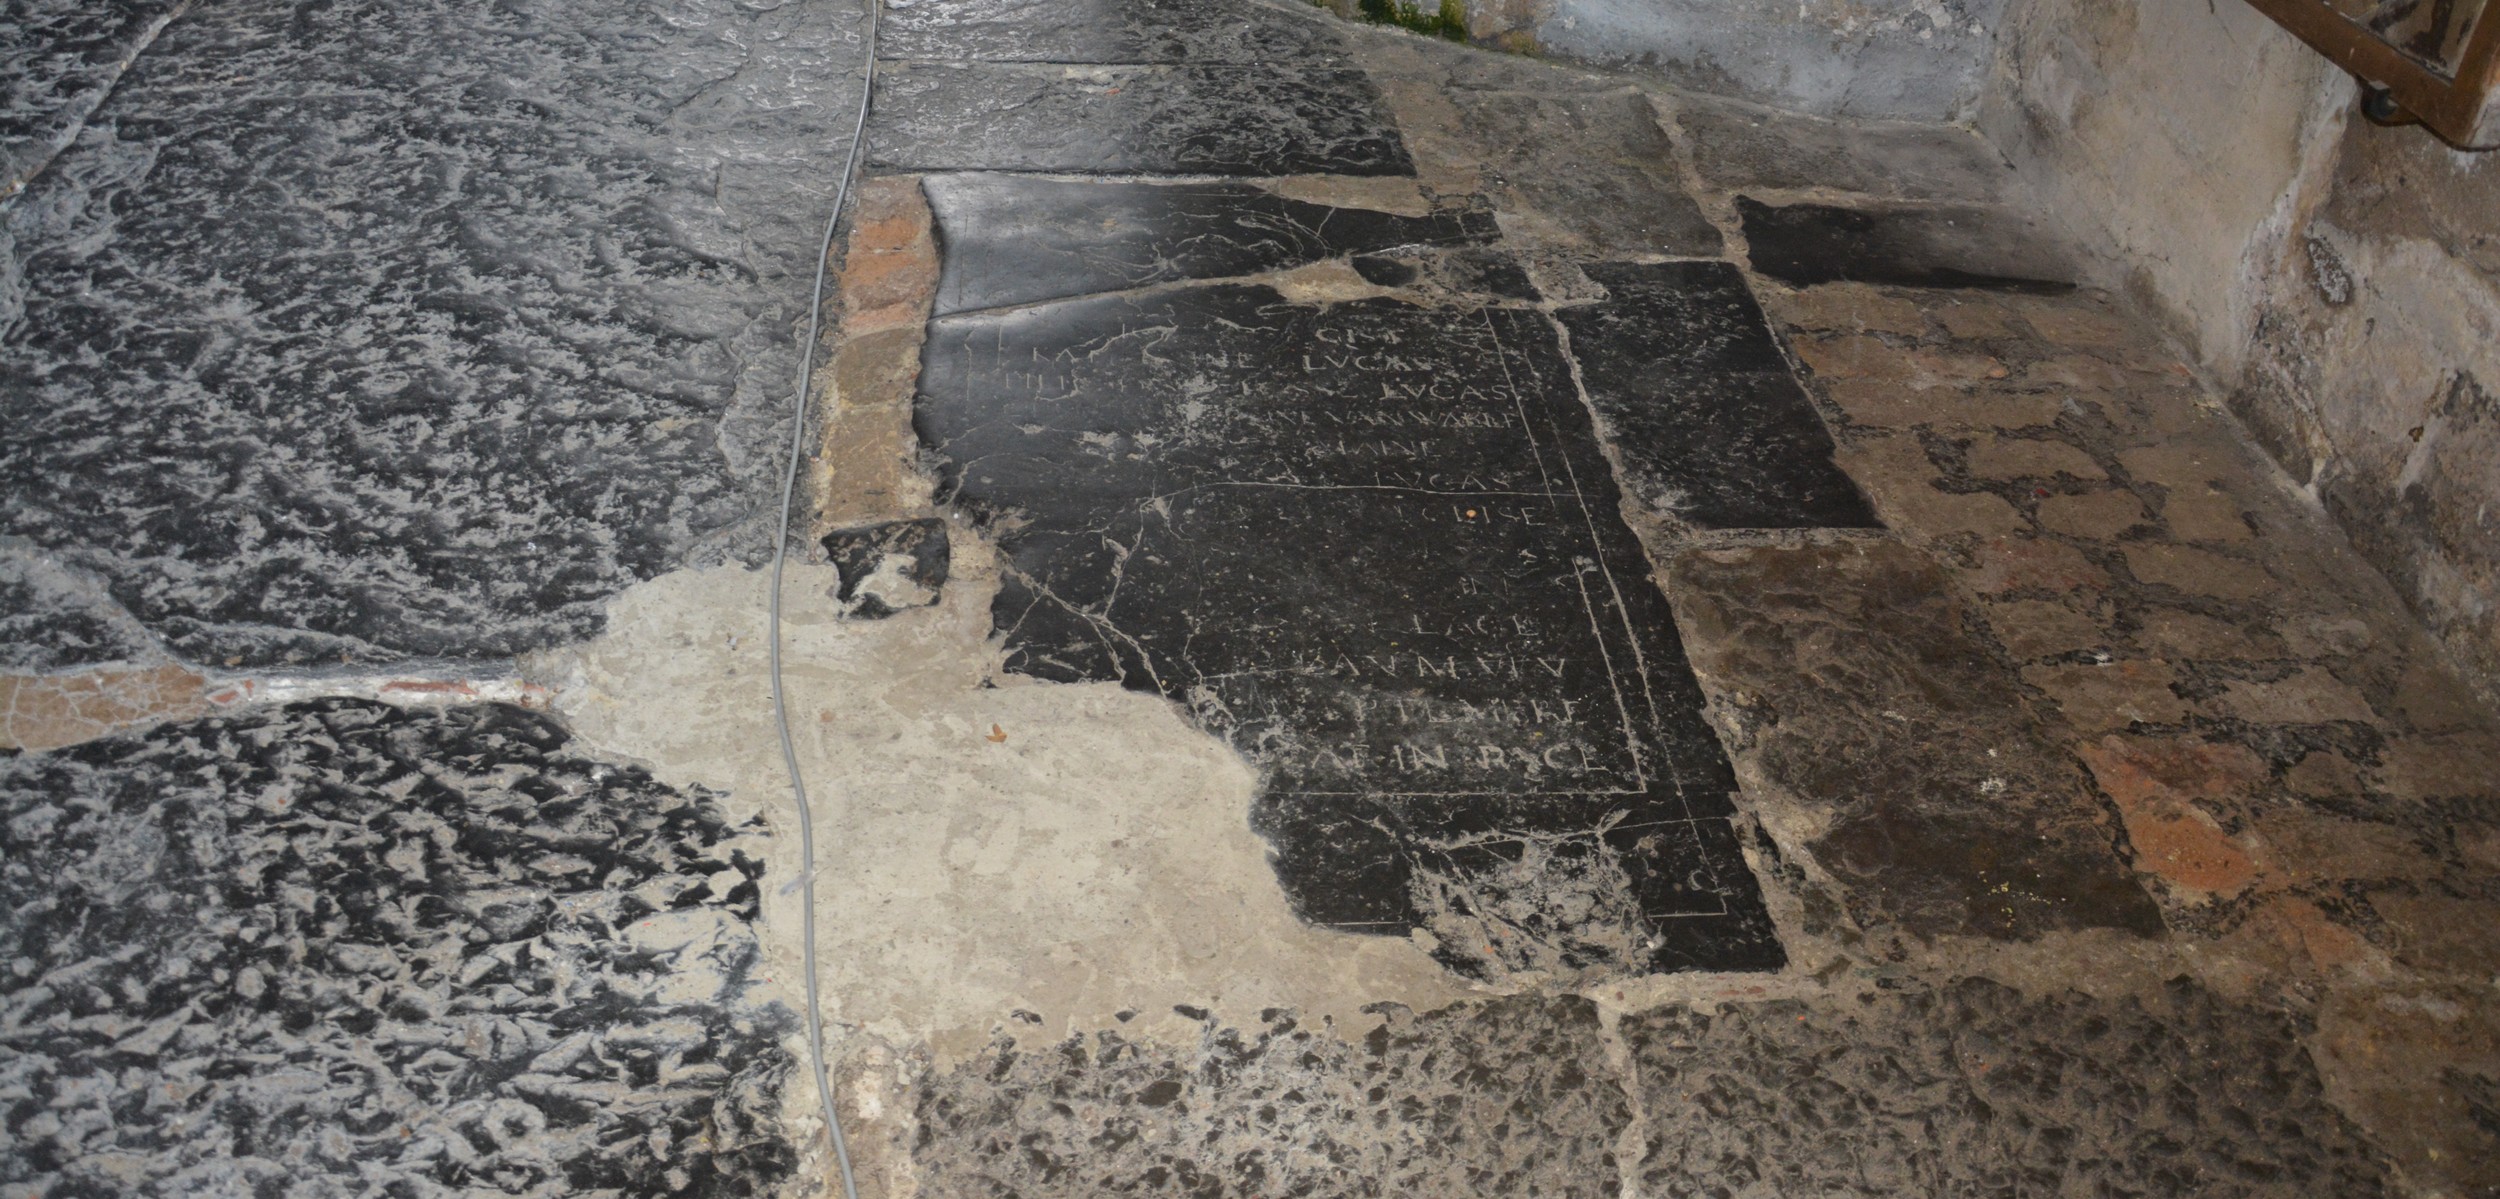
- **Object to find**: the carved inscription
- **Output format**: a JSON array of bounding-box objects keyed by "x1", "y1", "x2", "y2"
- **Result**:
[
  {"x1": 916, "y1": 280, "x2": 1783, "y2": 968},
  {"x1": 921, "y1": 287, "x2": 1671, "y2": 787}
]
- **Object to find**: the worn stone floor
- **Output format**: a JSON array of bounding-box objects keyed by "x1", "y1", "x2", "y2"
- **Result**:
[{"x1": 5, "y1": 0, "x2": 2500, "y2": 1196}]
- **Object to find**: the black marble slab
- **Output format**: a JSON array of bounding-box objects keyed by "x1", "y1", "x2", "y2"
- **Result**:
[
  {"x1": 923, "y1": 174, "x2": 1492, "y2": 314},
  {"x1": 1557, "y1": 260, "x2": 1877, "y2": 530},
  {"x1": 881, "y1": 0, "x2": 1345, "y2": 64},
  {"x1": 824, "y1": 516, "x2": 951, "y2": 618},
  {"x1": 0, "y1": 699, "x2": 796, "y2": 1196},
  {"x1": 916, "y1": 282, "x2": 1782, "y2": 977},
  {"x1": 1738, "y1": 196, "x2": 2077, "y2": 291},
  {"x1": 0, "y1": 0, "x2": 868, "y2": 669},
  {"x1": 868, "y1": 61, "x2": 1414, "y2": 177},
  {"x1": 0, "y1": 0, "x2": 187, "y2": 199}
]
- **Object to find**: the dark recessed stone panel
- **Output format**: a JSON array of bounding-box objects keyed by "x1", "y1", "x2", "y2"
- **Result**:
[
  {"x1": 922, "y1": 174, "x2": 1492, "y2": 314},
  {"x1": 0, "y1": 699, "x2": 796, "y2": 1197},
  {"x1": 0, "y1": 0, "x2": 865, "y2": 668},
  {"x1": 1557, "y1": 260, "x2": 1877, "y2": 530},
  {"x1": 869, "y1": 61, "x2": 1414, "y2": 176},
  {"x1": 1738, "y1": 196, "x2": 2077, "y2": 291},
  {"x1": 0, "y1": 0, "x2": 187, "y2": 198},
  {"x1": 880, "y1": 0, "x2": 1345, "y2": 64},
  {"x1": 918, "y1": 282, "x2": 1780, "y2": 977},
  {"x1": 916, "y1": 997, "x2": 1628, "y2": 1199},
  {"x1": 1624, "y1": 978, "x2": 2394, "y2": 1199}
]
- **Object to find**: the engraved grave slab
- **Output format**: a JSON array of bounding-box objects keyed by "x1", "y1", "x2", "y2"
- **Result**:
[{"x1": 917, "y1": 282, "x2": 1784, "y2": 976}]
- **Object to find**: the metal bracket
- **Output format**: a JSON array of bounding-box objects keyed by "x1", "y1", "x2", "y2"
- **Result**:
[{"x1": 2243, "y1": 0, "x2": 2500, "y2": 148}]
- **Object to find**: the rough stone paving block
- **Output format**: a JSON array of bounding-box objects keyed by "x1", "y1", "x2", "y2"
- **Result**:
[
  {"x1": 916, "y1": 281, "x2": 1782, "y2": 976},
  {"x1": 1738, "y1": 196, "x2": 2078, "y2": 291},
  {"x1": 0, "y1": 0, "x2": 188, "y2": 198},
  {"x1": 1670, "y1": 540, "x2": 2163, "y2": 941},
  {"x1": 1557, "y1": 260, "x2": 1877, "y2": 530},
  {"x1": 823, "y1": 515, "x2": 951, "y2": 618},
  {"x1": 913, "y1": 996, "x2": 1628, "y2": 1199},
  {"x1": 0, "y1": 698, "x2": 796, "y2": 1198},
  {"x1": 1624, "y1": 977, "x2": 2394, "y2": 1198},
  {"x1": 0, "y1": 0, "x2": 865, "y2": 668},
  {"x1": 867, "y1": 61, "x2": 1415, "y2": 176},
  {"x1": 879, "y1": 0, "x2": 1347, "y2": 65},
  {"x1": 921, "y1": 173, "x2": 1495, "y2": 315}
]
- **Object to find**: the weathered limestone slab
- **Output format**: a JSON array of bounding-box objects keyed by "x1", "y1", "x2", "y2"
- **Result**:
[
  {"x1": 921, "y1": 174, "x2": 1493, "y2": 315},
  {"x1": 868, "y1": 62, "x2": 1414, "y2": 177},
  {"x1": 1437, "y1": 86, "x2": 1721, "y2": 256},
  {"x1": 1670, "y1": 539, "x2": 2163, "y2": 942},
  {"x1": 1677, "y1": 100, "x2": 2015, "y2": 203}
]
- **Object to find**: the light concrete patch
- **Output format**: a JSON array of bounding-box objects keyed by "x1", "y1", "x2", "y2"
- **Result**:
[{"x1": 527, "y1": 540, "x2": 1476, "y2": 1066}]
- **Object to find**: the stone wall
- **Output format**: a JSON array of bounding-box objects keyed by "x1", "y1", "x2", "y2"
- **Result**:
[
  {"x1": 1978, "y1": 0, "x2": 2337, "y2": 371},
  {"x1": 1311, "y1": 0, "x2": 2008, "y2": 121},
  {"x1": 2237, "y1": 124, "x2": 2500, "y2": 703},
  {"x1": 1981, "y1": 0, "x2": 2500, "y2": 703}
]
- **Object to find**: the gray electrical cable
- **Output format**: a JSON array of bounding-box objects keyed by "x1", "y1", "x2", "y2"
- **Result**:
[{"x1": 768, "y1": 2, "x2": 880, "y2": 1198}]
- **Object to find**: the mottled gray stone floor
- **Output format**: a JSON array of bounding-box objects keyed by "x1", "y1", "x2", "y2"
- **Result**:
[
  {"x1": 3, "y1": 0, "x2": 868, "y2": 668},
  {"x1": 6, "y1": 0, "x2": 2499, "y2": 1196},
  {"x1": 0, "y1": 700, "x2": 794, "y2": 1196},
  {"x1": 906, "y1": 980, "x2": 2396, "y2": 1199},
  {"x1": 0, "y1": 0, "x2": 186, "y2": 198}
]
